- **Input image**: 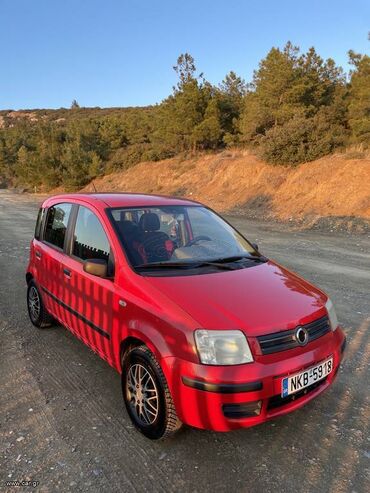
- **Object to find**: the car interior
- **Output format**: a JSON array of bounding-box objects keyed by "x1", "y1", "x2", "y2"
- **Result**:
[{"x1": 115, "y1": 211, "x2": 177, "y2": 265}]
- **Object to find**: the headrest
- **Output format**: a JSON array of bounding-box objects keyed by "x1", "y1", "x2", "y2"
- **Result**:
[
  {"x1": 117, "y1": 220, "x2": 138, "y2": 236},
  {"x1": 139, "y1": 213, "x2": 160, "y2": 232}
]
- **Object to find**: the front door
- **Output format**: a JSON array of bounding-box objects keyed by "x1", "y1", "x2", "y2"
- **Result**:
[{"x1": 61, "y1": 204, "x2": 118, "y2": 366}]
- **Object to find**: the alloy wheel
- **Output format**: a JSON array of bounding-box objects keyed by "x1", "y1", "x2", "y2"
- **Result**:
[
  {"x1": 28, "y1": 286, "x2": 40, "y2": 322},
  {"x1": 126, "y1": 363, "x2": 159, "y2": 425}
]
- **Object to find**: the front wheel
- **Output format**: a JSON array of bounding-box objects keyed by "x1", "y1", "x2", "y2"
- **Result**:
[
  {"x1": 27, "y1": 280, "x2": 54, "y2": 328},
  {"x1": 122, "y1": 345, "x2": 182, "y2": 439}
]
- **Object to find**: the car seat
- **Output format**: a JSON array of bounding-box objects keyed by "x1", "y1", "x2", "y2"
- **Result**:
[{"x1": 138, "y1": 213, "x2": 173, "y2": 263}]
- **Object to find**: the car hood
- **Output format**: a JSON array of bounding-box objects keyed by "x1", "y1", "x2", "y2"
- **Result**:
[{"x1": 144, "y1": 261, "x2": 327, "y2": 336}]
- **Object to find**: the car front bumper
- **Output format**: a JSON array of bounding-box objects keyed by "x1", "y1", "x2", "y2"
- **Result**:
[{"x1": 163, "y1": 327, "x2": 346, "y2": 431}]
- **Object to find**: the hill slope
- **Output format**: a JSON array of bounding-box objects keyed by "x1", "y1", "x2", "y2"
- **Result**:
[{"x1": 82, "y1": 150, "x2": 370, "y2": 231}]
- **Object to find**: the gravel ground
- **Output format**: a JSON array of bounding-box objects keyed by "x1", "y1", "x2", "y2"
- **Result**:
[{"x1": 0, "y1": 190, "x2": 369, "y2": 493}]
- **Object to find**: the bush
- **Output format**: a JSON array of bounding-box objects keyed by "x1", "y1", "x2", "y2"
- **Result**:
[
  {"x1": 106, "y1": 143, "x2": 174, "y2": 174},
  {"x1": 260, "y1": 114, "x2": 346, "y2": 165}
]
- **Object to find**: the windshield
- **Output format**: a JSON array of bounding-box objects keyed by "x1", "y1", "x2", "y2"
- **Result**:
[{"x1": 109, "y1": 205, "x2": 259, "y2": 269}]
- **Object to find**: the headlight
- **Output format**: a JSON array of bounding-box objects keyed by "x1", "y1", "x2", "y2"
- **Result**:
[
  {"x1": 194, "y1": 329, "x2": 253, "y2": 365},
  {"x1": 325, "y1": 299, "x2": 338, "y2": 331}
]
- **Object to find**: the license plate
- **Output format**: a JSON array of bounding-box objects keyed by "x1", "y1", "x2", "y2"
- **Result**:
[{"x1": 282, "y1": 357, "x2": 333, "y2": 397}]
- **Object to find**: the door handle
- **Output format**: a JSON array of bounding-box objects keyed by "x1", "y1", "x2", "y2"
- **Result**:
[
  {"x1": 63, "y1": 268, "x2": 71, "y2": 278},
  {"x1": 35, "y1": 251, "x2": 42, "y2": 259}
]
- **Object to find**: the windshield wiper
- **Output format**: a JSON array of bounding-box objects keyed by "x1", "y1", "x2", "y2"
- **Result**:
[
  {"x1": 136, "y1": 261, "x2": 237, "y2": 271},
  {"x1": 205, "y1": 254, "x2": 268, "y2": 264},
  {"x1": 135, "y1": 255, "x2": 268, "y2": 271}
]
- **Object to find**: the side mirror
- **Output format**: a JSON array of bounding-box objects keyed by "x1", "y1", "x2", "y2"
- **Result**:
[
  {"x1": 83, "y1": 259, "x2": 108, "y2": 278},
  {"x1": 251, "y1": 242, "x2": 259, "y2": 251}
]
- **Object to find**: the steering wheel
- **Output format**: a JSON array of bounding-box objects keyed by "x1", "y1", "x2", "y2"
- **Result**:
[{"x1": 185, "y1": 235, "x2": 212, "y2": 247}]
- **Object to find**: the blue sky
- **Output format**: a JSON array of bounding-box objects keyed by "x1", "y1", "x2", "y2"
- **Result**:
[{"x1": 1, "y1": 0, "x2": 369, "y2": 109}]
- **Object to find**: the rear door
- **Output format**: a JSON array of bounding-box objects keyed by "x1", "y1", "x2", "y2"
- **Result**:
[
  {"x1": 37, "y1": 202, "x2": 73, "y2": 321},
  {"x1": 60, "y1": 204, "x2": 117, "y2": 364}
]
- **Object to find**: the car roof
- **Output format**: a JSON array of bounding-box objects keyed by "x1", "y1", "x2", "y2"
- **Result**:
[{"x1": 42, "y1": 192, "x2": 202, "y2": 208}]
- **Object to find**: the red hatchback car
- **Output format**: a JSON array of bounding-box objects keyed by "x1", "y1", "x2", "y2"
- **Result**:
[{"x1": 26, "y1": 193, "x2": 346, "y2": 439}]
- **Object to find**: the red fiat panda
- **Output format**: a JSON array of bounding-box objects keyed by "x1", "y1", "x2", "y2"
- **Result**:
[{"x1": 26, "y1": 193, "x2": 346, "y2": 439}]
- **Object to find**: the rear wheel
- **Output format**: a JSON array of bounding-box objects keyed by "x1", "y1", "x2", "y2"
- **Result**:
[
  {"x1": 27, "y1": 280, "x2": 54, "y2": 328},
  {"x1": 122, "y1": 345, "x2": 182, "y2": 439}
]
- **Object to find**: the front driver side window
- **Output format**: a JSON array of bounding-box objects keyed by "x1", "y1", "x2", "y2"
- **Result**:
[{"x1": 72, "y1": 206, "x2": 111, "y2": 263}]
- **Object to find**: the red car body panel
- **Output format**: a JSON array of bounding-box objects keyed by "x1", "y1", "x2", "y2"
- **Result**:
[
  {"x1": 27, "y1": 193, "x2": 346, "y2": 431},
  {"x1": 162, "y1": 328, "x2": 344, "y2": 430},
  {"x1": 144, "y1": 261, "x2": 328, "y2": 335}
]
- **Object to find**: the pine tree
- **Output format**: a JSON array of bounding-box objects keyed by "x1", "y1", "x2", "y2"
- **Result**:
[
  {"x1": 348, "y1": 51, "x2": 370, "y2": 144},
  {"x1": 156, "y1": 54, "x2": 209, "y2": 152},
  {"x1": 239, "y1": 42, "x2": 347, "y2": 162},
  {"x1": 192, "y1": 98, "x2": 222, "y2": 149},
  {"x1": 173, "y1": 53, "x2": 198, "y2": 90},
  {"x1": 239, "y1": 42, "x2": 301, "y2": 142},
  {"x1": 218, "y1": 71, "x2": 246, "y2": 143}
]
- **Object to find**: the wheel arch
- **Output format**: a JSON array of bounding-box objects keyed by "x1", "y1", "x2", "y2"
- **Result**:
[
  {"x1": 116, "y1": 322, "x2": 176, "y2": 374},
  {"x1": 120, "y1": 336, "x2": 147, "y2": 369}
]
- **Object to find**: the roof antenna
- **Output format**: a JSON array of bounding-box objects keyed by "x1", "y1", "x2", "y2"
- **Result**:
[{"x1": 92, "y1": 180, "x2": 98, "y2": 193}]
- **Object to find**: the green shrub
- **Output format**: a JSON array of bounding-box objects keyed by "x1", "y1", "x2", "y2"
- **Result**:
[{"x1": 260, "y1": 114, "x2": 346, "y2": 165}]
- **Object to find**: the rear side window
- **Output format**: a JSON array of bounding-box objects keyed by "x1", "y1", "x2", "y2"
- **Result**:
[
  {"x1": 44, "y1": 203, "x2": 72, "y2": 249},
  {"x1": 72, "y1": 206, "x2": 110, "y2": 262}
]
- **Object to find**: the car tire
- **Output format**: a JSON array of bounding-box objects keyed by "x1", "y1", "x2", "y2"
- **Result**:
[
  {"x1": 122, "y1": 345, "x2": 182, "y2": 439},
  {"x1": 27, "y1": 280, "x2": 54, "y2": 328}
]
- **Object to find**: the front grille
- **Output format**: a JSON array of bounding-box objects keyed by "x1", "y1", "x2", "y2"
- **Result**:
[
  {"x1": 257, "y1": 315, "x2": 331, "y2": 355},
  {"x1": 267, "y1": 378, "x2": 327, "y2": 411}
]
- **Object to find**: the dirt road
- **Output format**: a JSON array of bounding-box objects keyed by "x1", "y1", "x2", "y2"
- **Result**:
[{"x1": 0, "y1": 190, "x2": 369, "y2": 493}]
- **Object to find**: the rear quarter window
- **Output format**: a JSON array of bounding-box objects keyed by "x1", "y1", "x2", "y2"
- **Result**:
[
  {"x1": 34, "y1": 207, "x2": 46, "y2": 240},
  {"x1": 44, "y1": 203, "x2": 72, "y2": 249}
]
